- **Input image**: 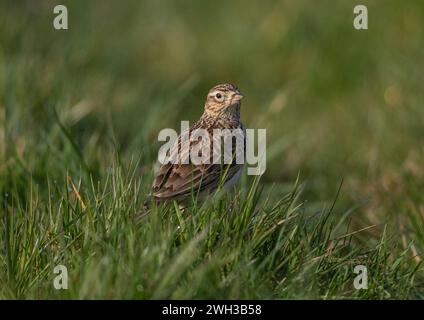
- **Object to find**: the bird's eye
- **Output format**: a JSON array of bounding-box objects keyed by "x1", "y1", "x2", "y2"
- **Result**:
[{"x1": 215, "y1": 93, "x2": 222, "y2": 99}]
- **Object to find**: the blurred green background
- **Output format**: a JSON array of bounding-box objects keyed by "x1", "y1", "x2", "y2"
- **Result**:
[
  {"x1": 0, "y1": 0, "x2": 423, "y2": 298},
  {"x1": 2, "y1": 0, "x2": 423, "y2": 215}
]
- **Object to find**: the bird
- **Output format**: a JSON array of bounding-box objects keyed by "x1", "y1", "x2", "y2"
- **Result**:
[{"x1": 146, "y1": 83, "x2": 245, "y2": 207}]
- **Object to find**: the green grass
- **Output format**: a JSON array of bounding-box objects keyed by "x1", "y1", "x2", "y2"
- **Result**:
[
  {"x1": 1, "y1": 0, "x2": 424, "y2": 299},
  {"x1": 1, "y1": 166, "x2": 420, "y2": 299}
]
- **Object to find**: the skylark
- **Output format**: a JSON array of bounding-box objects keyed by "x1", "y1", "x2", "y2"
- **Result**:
[{"x1": 148, "y1": 83, "x2": 245, "y2": 205}]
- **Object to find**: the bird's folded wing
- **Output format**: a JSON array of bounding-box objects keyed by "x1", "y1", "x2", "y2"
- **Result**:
[
  {"x1": 152, "y1": 162, "x2": 240, "y2": 200},
  {"x1": 152, "y1": 126, "x2": 242, "y2": 200}
]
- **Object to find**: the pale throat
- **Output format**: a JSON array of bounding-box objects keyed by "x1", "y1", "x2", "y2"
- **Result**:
[{"x1": 204, "y1": 102, "x2": 241, "y2": 120}]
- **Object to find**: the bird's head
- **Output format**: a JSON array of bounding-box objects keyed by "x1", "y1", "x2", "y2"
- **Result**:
[{"x1": 204, "y1": 83, "x2": 243, "y2": 118}]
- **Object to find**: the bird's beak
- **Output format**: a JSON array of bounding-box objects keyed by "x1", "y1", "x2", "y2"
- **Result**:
[{"x1": 232, "y1": 90, "x2": 244, "y2": 102}]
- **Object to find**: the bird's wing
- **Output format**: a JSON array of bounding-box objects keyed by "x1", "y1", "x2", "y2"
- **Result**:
[
  {"x1": 152, "y1": 121, "x2": 244, "y2": 200},
  {"x1": 152, "y1": 163, "x2": 241, "y2": 200}
]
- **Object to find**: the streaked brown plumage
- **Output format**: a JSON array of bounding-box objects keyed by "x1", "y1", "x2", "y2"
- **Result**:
[{"x1": 148, "y1": 83, "x2": 245, "y2": 204}]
